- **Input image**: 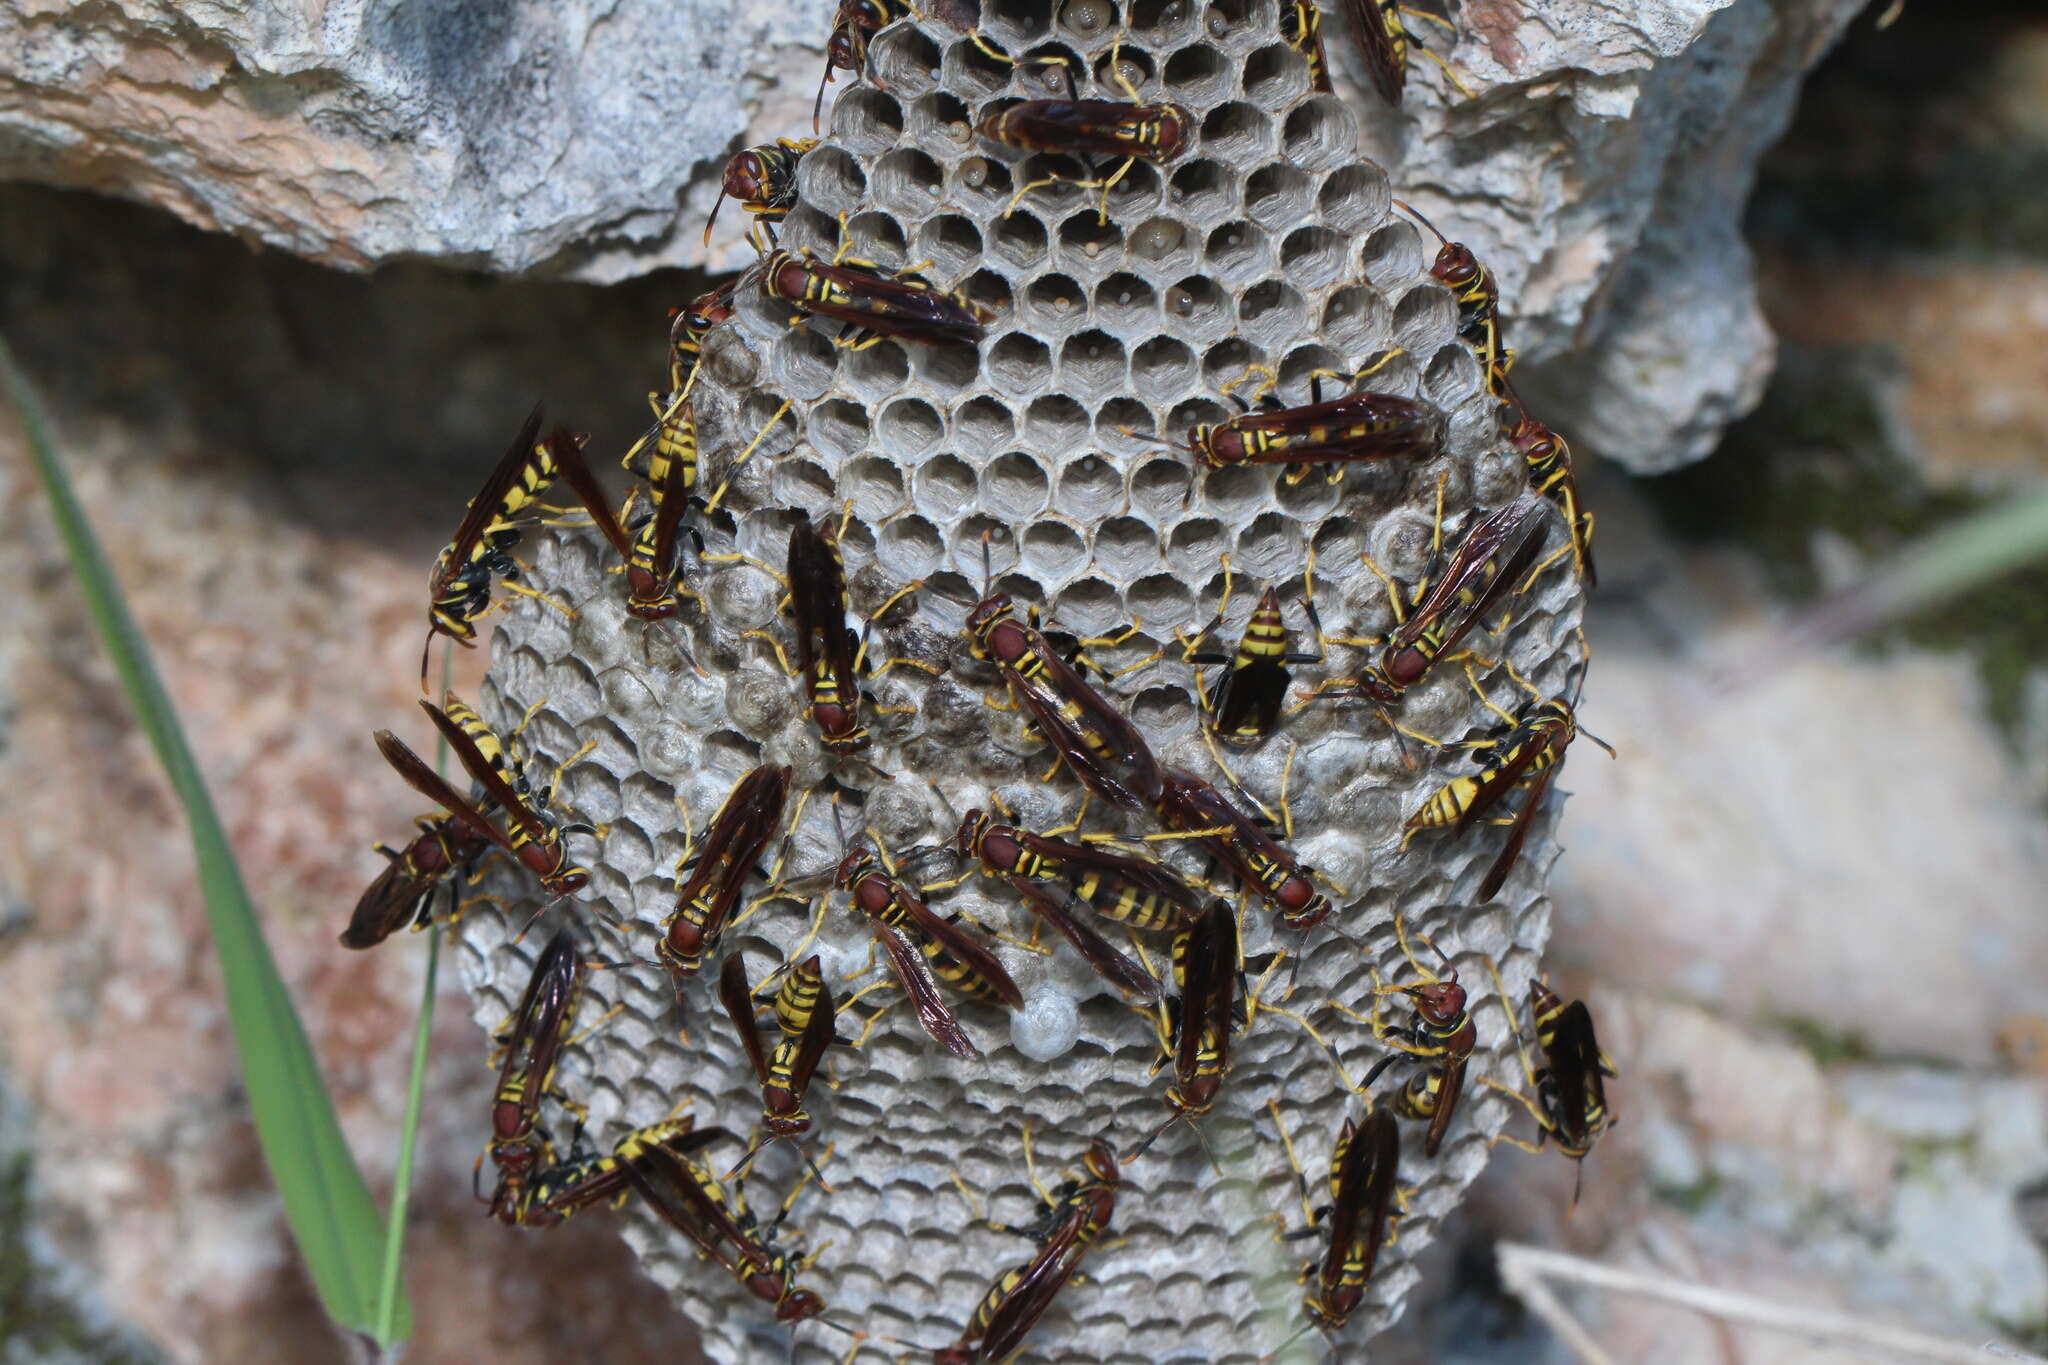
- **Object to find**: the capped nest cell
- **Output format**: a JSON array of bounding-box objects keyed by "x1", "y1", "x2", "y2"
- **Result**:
[{"x1": 452, "y1": 2, "x2": 1587, "y2": 1361}]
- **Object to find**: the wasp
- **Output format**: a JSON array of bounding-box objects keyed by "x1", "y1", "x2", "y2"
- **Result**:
[
  {"x1": 1336, "y1": 918, "x2": 1473, "y2": 1158},
  {"x1": 375, "y1": 697, "x2": 592, "y2": 900},
  {"x1": 1128, "y1": 899, "x2": 1241, "y2": 1161},
  {"x1": 1480, "y1": 963, "x2": 1618, "y2": 1204},
  {"x1": 705, "y1": 137, "x2": 818, "y2": 251},
  {"x1": 1348, "y1": 0, "x2": 1467, "y2": 105},
  {"x1": 936, "y1": 1139, "x2": 1120, "y2": 1365},
  {"x1": 758, "y1": 239, "x2": 991, "y2": 350},
  {"x1": 746, "y1": 513, "x2": 926, "y2": 760},
  {"x1": 507, "y1": 1114, "x2": 709, "y2": 1228},
  {"x1": 963, "y1": 592, "x2": 1165, "y2": 815},
  {"x1": 937, "y1": 808, "x2": 1164, "y2": 1001},
  {"x1": 551, "y1": 404, "x2": 696, "y2": 625},
  {"x1": 718, "y1": 950, "x2": 837, "y2": 1179},
  {"x1": 1406, "y1": 693, "x2": 1609, "y2": 900},
  {"x1": 836, "y1": 841, "x2": 1022, "y2": 1060},
  {"x1": 623, "y1": 1133, "x2": 829, "y2": 1323},
  {"x1": 1501, "y1": 395, "x2": 1596, "y2": 587},
  {"x1": 1181, "y1": 566, "x2": 1323, "y2": 747},
  {"x1": 1268, "y1": 1101, "x2": 1404, "y2": 1337},
  {"x1": 664, "y1": 283, "x2": 737, "y2": 401},
  {"x1": 1130, "y1": 357, "x2": 1445, "y2": 487},
  {"x1": 479, "y1": 929, "x2": 586, "y2": 1221},
  {"x1": 1156, "y1": 768, "x2": 1332, "y2": 932},
  {"x1": 420, "y1": 403, "x2": 565, "y2": 691},
  {"x1": 342, "y1": 811, "x2": 494, "y2": 950},
  {"x1": 976, "y1": 96, "x2": 1194, "y2": 223},
  {"x1": 1281, "y1": 1, "x2": 1335, "y2": 92},
  {"x1": 813, "y1": 0, "x2": 913, "y2": 132},
  {"x1": 1395, "y1": 199, "x2": 1512, "y2": 395},
  {"x1": 953, "y1": 807, "x2": 1205, "y2": 934},
  {"x1": 1312, "y1": 495, "x2": 1551, "y2": 711},
  {"x1": 661, "y1": 764, "x2": 793, "y2": 978},
  {"x1": 972, "y1": 32, "x2": 1194, "y2": 224}
]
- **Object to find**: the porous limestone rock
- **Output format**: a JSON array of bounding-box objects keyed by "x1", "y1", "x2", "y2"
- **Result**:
[{"x1": 0, "y1": 0, "x2": 1867, "y2": 471}]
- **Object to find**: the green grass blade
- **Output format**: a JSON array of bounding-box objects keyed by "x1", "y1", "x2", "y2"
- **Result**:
[
  {"x1": 1797, "y1": 488, "x2": 2048, "y2": 644},
  {"x1": 1, "y1": 334, "x2": 408, "y2": 1337},
  {"x1": 376, "y1": 921, "x2": 439, "y2": 1345}
]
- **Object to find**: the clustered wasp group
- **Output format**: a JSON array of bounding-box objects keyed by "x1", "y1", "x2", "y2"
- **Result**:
[{"x1": 344, "y1": 3, "x2": 1616, "y2": 1358}]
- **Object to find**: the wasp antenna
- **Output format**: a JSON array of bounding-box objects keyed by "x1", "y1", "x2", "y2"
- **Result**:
[
  {"x1": 1391, "y1": 197, "x2": 1449, "y2": 246},
  {"x1": 704, "y1": 189, "x2": 728, "y2": 248},
  {"x1": 1123, "y1": 1114, "x2": 1174, "y2": 1164}
]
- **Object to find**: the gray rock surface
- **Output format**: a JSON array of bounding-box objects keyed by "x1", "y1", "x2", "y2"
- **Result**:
[{"x1": 0, "y1": 0, "x2": 1864, "y2": 470}]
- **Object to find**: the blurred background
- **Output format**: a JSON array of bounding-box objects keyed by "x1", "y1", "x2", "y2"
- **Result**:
[{"x1": 2, "y1": 0, "x2": 2046, "y2": 1361}]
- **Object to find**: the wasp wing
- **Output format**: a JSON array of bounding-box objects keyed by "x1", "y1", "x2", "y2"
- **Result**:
[
  {"x1": 1548, "y1": 999, "x2": 1605, "y2": 1144},
  {"x1": 374, "y1": 730, "x2": 518, "y2": 859},
  {"x1": 1444, "y1": 717, "x2": 1566, "y2": 835},
  {"x1": 645, "y1": 407, "x2": 698, "y2": 584},
  {"x1": 442, "y1": 402, "x2": 547, "y2": 572},
  {"x1": 1006, "y1": 875, "x2": 1158, "y2": 1001},
  {"x1": 1389, "y1": 499, "x2": 1547, "y2": 661},
  {"x1": 1477, "y1": 758, "x2": 1560, "y2": 901},
  {"x1": 717, "y1": 953, "x2": 774, "y2": 1088},
  {"x1": 419, "y1": 698, "x2": 554, "y2": 844},
  {"x1": 1424, "y1": 1051, "x2": 1468, "y2": 1159},
  {"x1": 544, "y1": 424, "x2": 634, "y2": 560},
  {"x1": 891, "y1": 881, "x2": 1022, "y2": 1009},
  {"x1": 786, "y1": 971, "x2": 838, "y2": 1098},
  {"x1": 976, "y1": 1215, "x2": 1092, "y2": 1364},
  {"x1": 1347, "y1": 0, "x2": 1407, "y2": 104},
  {"x1": 872, "y1": 920, "x2": 981, "y2": 1060}
]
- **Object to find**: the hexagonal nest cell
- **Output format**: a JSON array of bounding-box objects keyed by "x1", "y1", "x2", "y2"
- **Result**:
[{"x1": 452, "y1": 3, "x2": 1588, "y2": 1362}]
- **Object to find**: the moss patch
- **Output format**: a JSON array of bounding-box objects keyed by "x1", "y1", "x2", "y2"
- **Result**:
[
  {"x1": 1645, "y1": 345, "x2": 2048, "y2": 736},
  {"x1": 0, "y1": 1136, "x2": 160, "y2": 1362}
]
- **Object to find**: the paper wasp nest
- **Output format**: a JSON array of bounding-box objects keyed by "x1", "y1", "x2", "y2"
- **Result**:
[{"x1": 457, "y1": 3, "x2": 1583, "y2": 1360}]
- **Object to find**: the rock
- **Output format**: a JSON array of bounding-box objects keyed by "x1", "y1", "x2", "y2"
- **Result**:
[{"x1": 0, "y1": 0, "x2": 1867, "y2": 469}]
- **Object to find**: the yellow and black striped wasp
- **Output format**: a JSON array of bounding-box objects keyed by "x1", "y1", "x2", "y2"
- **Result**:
[
  {"x1": 420, "y1": 404, "x2": 569, "y2": 691},
  {"x1": 375, "y1": 694, "x2": 593, "y2": 901},
  {"x1": 1396, "y1": 199, "x2": 1513, "y2": 397},
  {"x1": 717, "y1": 949, "x2": 838, "y2": 1182},
  {"x1": 1308, "y1": 493, "x2": 1553, "y2": 714},
  {"x1": 1338, "y1": 916, "x2": 1474, "y2": 1158},
  {"x1": 1481, "y1": 961, "x2": 1618, "y2": 1205},
  {"x1": 705, "y1": 138, "x2": 818, "y2": 252},
  {"x1": 1501, "y1": 391, "x2": 1596, "y2": 587},
  {"x1": 1405, "y1": 683, "x2": 1611, "y2": 900},
  {"x1": 935, "y1": 805, "x2": 1169, "y2": 1002},
  {"x1": 1267, "y1": 1098, "x2": 1405, "y2": 1340},
  {"x1": 935, "y1": 1138, "x2": 1120, "y2": 1365},
  {"x1": 1347, "y1": 0, "x2": 1470, "y2": 105},
  {"x1": 836, "y1": 836, "x2": 1023, "y2": 1060},
  {"x1": 477, "y1": 929, "x2": 600, "y2": 1222},
  {"x1": 1128, "y1": 899, "x2": 1241, "y2": 1163},
  {"x1": 549, "y1": 402, "x2": 697, "y2": 634},
  {"x1": 622, "y1": 1133, "x2": 829, "y2": 1323},
  {"x1": 660, "y1": 763, "x2": 794, "y2": 979},
  {"x1": 758, "y1": 236, "x2": 993, "y2": 351},
  {"x1": 1181, "y1": 561, "x2": 1323, "y2": 747},
  {"x1": 1281, "y1": 1, "x2": 1335, "y2": 92},
  {"x1": 950, "y1": 804, "x2": 1205, "y2": 936}
]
